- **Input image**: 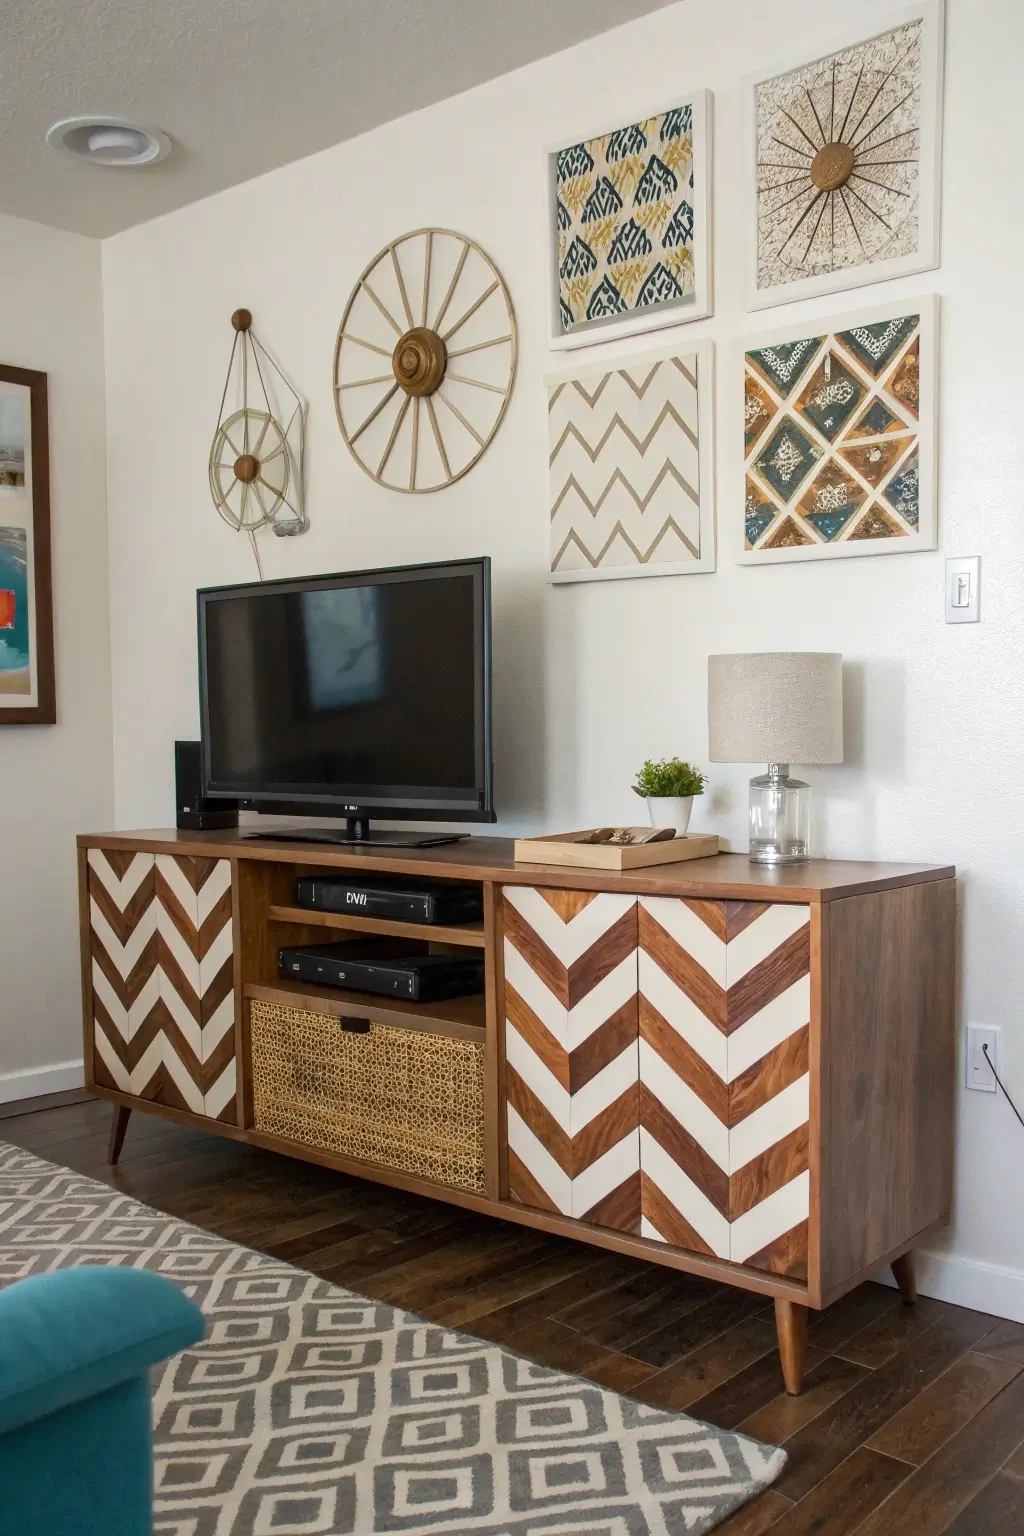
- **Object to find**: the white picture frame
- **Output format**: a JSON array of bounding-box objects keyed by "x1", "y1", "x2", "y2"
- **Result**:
[
  {"x1": 547, "y1": 336, "x2": 716, "y2": 583},
  {"x1": 737, "y1": 295, "x2": 938, "y2": 565},
  {"x1": 544, "y1": 89, "x2": 713, "y2": 351},
  {"x1": 744, "y1": 1, "x2": 945, "y2": 310}
]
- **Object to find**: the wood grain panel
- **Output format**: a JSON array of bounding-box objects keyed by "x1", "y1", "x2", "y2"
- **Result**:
[{"x1": 819, "y1": 878, "x2": 956, "y2": 1301}]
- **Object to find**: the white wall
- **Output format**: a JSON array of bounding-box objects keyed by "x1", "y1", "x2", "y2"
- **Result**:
[
  {"x1": 0, "y1": 214, "x2": 112, "y2": 1099},
  {"x1": 101, "y1": 0, "x2": 1024, "y2": 1309}
]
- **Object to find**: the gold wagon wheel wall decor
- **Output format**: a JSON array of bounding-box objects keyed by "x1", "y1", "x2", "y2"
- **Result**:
[
  {"x1": 334, "y1": 229, "x2": 517, "y2": 493},
  {"x1": 210, "y1": 308, "x2": 308, "y2": 578}
]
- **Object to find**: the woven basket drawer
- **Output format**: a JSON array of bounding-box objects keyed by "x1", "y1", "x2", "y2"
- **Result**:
[{"x1": 250, "y1": 999, "x2": 486, "y2": 1193}]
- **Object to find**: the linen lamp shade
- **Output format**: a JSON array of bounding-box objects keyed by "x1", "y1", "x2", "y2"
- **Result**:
[{"x1": 708, "y1": 652, "x2": 843, "y2": 765}]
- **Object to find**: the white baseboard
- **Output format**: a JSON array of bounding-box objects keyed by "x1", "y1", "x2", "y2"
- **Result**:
[
  {"x1": 876, "y1": 1249, "x2": 1024, "y2": 1325},
  {"x1": 0, "y1": 1059, "x2": 86, "y2": 1105}
]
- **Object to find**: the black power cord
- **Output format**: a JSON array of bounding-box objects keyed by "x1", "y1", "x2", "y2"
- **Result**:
[{"x1": 982, "y1": 1043, "x2": 1024, "y2": 1132}]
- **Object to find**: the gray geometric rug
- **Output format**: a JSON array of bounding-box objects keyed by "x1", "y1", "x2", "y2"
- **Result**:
[{"x1": 0, "y1": 1140, "x2": 786, "y2": 1534}]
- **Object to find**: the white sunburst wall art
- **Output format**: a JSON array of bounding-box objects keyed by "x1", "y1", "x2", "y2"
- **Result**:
[
  {"x1": 544, "y1": 91, "x2": 712, "y2": 350},
  {"x1": 739, "y1": 296, "x2": 937, "y2": 565},
  {"x1": 745, "y1": 1, "x2": 945, "y2": 309},
  {"x1": 547, "y1": 339, "x2": 716, "y2": 583}
]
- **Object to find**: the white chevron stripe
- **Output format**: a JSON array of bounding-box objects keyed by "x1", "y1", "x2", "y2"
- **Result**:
[
  {"x1": 129, "y1": 1032, "x2": 205, "y2": 1114},
  {"x1": 201, "y1": 992, "x2": 235, "y2": 1055},
  {"x1": 730, "y1": 1075, "x2": 809, "y2": 1172},
  {"x1": 507, "y1": 1105, "x2": 571, "y2": 1215},
  {"x1": 204, "y1": 1059, "x2": 237, "y2": 1120},
  {"x1": 159, "y1": 978, "x2": 203, "y2": 1060},
  {"x1": 92, "y1": 961, "x2": 161, "y2": 1043},
  {"x1": 87, "y1": 849, "x2": 154, "y2": 910},
  {"x1": 729, "y1": 977, "x2": 810, "y2": 1079},
  {"x1": 571, "y1": 1043, "x2": 638, "y2": 1133},
  {"x1": 564, "y1": 892, "x2": 635, "y2": 967},
  {"x1": 573, "y1": 1133, "x2": 639, "y2": 1219},
  {"x1": 638, "y1": 950, "x2": 727, "y2": 1079},
  {"x1": 159, "y1": 907, "x2": 201, "y2": 994},
  {"x1": 93, "y1": 1021, "x2": 130, "y2": 1091},
  {"x1": 640, "y1": 1216, "x2": 666, "y2": 1242},
  {"x1": 503, "y1": 942, "x2": 566, "y2": 1045},
  {"x1": 731, "y1": 1173, "x2": 810, "y2": 1264},
  {"x1": 502, "y1": 886, "x2": 569, "y2": 961},
  {"x1": 567, "y1": 954, "x2": 638, "y2": 1049},
  {"x1": 505, "y1": 1023, "x2": 570, "y2": 1133},
  {"x1": 639, "y1": 1038, "x2": 728, "y2": 1172},
  {"x1": 156, "y1": 854, "x2": 199, "y2": 925},
  {"x1": 639, "y1": 897, "x2": 726, "y2": 985},
  {"x1": 728, "y1": 906, "x2": 809, "y2": 982},
  {"x1": 199, "y1": 921, "x2": 234, "y2": 995},
  {"x1": 197, "y1": 859, "x2": 232, "y2": 925},
  {"x1": 90, "y1": 897, "x2": 157, "y2": 981},
  {"x1": 640, "y1": 1129, "x2": 730, "y2": 1258}
]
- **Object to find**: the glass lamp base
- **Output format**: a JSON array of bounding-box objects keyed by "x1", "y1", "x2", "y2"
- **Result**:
[{"x1": 748, "y1": 765, "x2": 810, "y2": 865}]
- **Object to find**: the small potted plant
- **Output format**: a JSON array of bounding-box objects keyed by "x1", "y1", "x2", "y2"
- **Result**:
[{"x1": 632, "y1": 757, "x2": 708, "y2": 834}]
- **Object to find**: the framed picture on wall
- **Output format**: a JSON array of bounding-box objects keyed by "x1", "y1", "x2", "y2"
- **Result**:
[
  {"x1": 744, "y1": 1, "x2": 945, "y2": 310},
  {"x1": 547, "y1": 338, "x2": 716, "y2": 581},
  {"x1": 739, "y1": 296, "x2": 937, "y2": 564},
  {"x1": 0, "y1": 365, "x2": 55, "y2": 724},
  {"x1": 544, "y1": 90, "x2": 712, "y2": 350}
]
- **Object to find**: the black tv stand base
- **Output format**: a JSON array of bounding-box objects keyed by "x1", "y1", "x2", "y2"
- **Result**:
[{"x1": 243, "y1": 817, "x2": 469, "y2": 849}]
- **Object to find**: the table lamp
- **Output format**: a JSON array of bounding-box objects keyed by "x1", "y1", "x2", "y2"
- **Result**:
[{"x1": 708, "y1": 652, "x2": 843, "y2": 865}]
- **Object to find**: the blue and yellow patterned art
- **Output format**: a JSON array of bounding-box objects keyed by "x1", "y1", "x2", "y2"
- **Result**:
[{"x1": 555, "y1": 104, "x2": 695, "y2": 334}]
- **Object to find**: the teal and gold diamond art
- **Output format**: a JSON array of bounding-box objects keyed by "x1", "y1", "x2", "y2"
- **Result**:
[
  {"x1": 743, "y1": 311, "x2": 925, "y2": 558},
  {"x1": 556, "y1": 104, "x2": 696, "y2": 333}
]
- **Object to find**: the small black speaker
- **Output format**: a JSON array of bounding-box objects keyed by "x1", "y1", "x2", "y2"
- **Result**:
[{"x1": 175, "y1": 740, "x2": 239, "y2": 830}]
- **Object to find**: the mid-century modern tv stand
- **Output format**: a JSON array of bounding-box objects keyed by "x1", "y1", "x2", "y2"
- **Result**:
[{"x1": 77, "y1": 827, "x2": 955, "y2": 1394}]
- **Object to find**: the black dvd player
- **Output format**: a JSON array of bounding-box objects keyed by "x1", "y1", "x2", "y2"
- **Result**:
[
  {"x1": 294, "y1": 875, "x2": 483, "y2": 926},
  {"x1": 278, "y1": 940, "x2": 485, "y2": 1003}
]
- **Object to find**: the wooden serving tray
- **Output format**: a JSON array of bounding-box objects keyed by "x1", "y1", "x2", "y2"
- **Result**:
[{"x1": 513, "y1": 830, "x2": 720, "y2": 871}]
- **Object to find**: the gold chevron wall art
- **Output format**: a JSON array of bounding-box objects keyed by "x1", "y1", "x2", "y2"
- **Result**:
[
  {"x1": 547, "y1": 339, "x2": 715, "y2": 582},
  {"x1": 744, "y1": 2, "x2": 944, "y2": 309},
  {"x1": 740, "y1": 296, "x2": 937, "y2": 563},
  {"x1": 545, "y1": 91, "x2": 712, "y2": 350}
]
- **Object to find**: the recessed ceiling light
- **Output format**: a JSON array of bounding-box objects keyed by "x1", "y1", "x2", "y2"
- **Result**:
[{"x1": 45, "y1": 116, "x2": 171, "y2": 167}]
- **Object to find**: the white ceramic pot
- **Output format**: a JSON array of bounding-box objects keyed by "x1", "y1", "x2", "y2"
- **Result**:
[{"x1": 645, "y1": 796, "x2": 694, "y2": 834}]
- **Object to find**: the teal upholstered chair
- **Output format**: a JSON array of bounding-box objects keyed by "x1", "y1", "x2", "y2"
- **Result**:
[{"x1": 0, "y1": 1266, "x2": 204, "y2": 1536}]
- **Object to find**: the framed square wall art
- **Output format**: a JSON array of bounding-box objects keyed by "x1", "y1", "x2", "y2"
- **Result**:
[
  {"x1": 739, "y1": 296, "x2": 936, "y2": 565},
  {"x1": 0, "y1": 365, "x2": 55, "y2": 724},
  {"x1": 547, "y1": 339, "x2": 715, "y2": 582},
  {"x1": 545, "y1": 90, "x2": 712, "y2": 350},
  {"x1": 745, "y1": 1, "x2": 944, "y2": 309}
]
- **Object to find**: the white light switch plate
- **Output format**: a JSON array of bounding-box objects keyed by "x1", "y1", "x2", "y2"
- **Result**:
[{"x1": 946, "y1": 557, "x2": 980, "y2": 623}]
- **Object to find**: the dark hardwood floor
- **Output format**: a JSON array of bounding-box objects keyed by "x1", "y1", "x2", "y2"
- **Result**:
[{"x1": 3, "y1": 1093, "x2": 1023, "y2": 1534}]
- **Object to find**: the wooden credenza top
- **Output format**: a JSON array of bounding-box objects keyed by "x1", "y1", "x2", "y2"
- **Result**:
[{"x1": 77, "y1": 828, "x2": 954, "y2": 904}]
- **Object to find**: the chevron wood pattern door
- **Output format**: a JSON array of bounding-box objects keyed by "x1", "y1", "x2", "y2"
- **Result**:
[
  {"x1": 502, "y1": 886, "x2": 640, "y2": 1232},
  {"x1": 637, "y1": 897, "x2": 811, "y2": 1278},
  {"x1": 87, "y1": 848, "x2": 237, "y2": 1123}
]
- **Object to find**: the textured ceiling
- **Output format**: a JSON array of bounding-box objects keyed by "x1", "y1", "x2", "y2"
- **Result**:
[{"x1": 2, "y1": 0, "x2": 675, "y2": 238}]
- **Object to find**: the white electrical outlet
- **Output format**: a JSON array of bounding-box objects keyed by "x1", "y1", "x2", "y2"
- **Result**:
[{"x1": 965, "y1": 1024, "x2": 999, "y2": 1092}]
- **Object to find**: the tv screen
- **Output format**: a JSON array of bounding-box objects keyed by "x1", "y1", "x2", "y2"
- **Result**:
[{"x1": 198, "y1": 558, "x2": 492, "y2": 823}]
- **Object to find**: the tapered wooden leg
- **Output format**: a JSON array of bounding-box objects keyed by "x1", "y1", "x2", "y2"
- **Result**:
[
  {"x1": 891, "y1": 1251, "x2": 917, "y2": 1305},
  {"x1": 775, "y1": 1297, "x2": 808, "y2": 1395},
  {"x1": 108, "y1": 1105, "x2": 131, "y2": 1165}
]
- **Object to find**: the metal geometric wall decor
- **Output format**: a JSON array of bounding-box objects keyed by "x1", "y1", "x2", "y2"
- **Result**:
[
  {"x1": 209, "y1": 309, "x2": 308, "y2": 577},
  {"x1": 334, "y1": 229, "x2": 517, "y2": 493},
  {"x1": 545, "y1": 91, "x2": 712, "y2": 349},
  {"x1": 741, "y1": 296, "x2": 937, "y2": 564},
  {"x1": 547, "y1": 340, "x2": 715, "y2": 583},
  {"x1": 745, "y1": 2, "x2": 944, "y2": 308}
]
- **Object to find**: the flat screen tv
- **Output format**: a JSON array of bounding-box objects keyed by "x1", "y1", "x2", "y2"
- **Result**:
[{"x1": 197, "y1": 557, "x2": 493, "y2": 847}]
